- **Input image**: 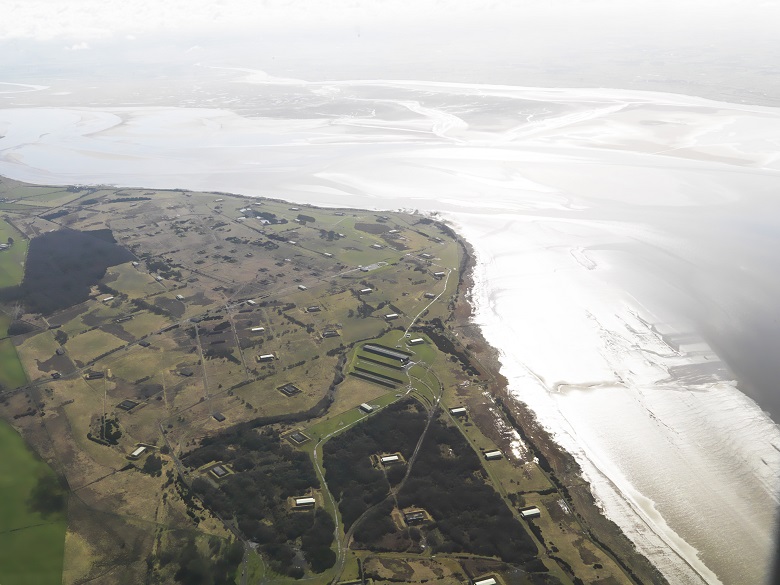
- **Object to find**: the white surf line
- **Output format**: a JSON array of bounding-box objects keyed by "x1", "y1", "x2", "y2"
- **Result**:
[{"x1": 0, "y1": 81, "x2": 49, "y2": 93}]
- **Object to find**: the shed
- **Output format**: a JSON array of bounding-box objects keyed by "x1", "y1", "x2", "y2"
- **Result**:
[
  {"x1": 298, "y1": 285, "x2": 307, "y2": 291},
  {"x1": 118, "y1": 400, "x2": 138, "y2": 411},
  {"x1": 520, "y1": 507, "x2": 541, "y2": 519},
  {"x1": 212, "y1": 412, "x2": 226, "y2": 422},
  {"x1": 384, "y1": 313, "x2": 399, "y2": 320},
  {"x1": 258, "y1": 354, "x2": 275, "y2": 362},
  {"x1": 371, "y1": 244, "x2": 383, "y2": 249},
  {"x1": 307, "y1": 306, "x2": 321, "y2": 312},
  {"x1": 211, "y1": 465, "x2": 228, "y2": 478},
  {"x1": 251, "y1": 327, "x2": 265, "y2": 332},
  {"x1": 101, "y1": 296, "x2": 114, "y2": 303},
  {"x1": 380, "y1": 455, "x2": 401, "y2": 465},
  {"x1": 409, "y1": 338, "x2": 424, "y2": 345},
  {"x1": 474, "y1": 578, "x2": 497, "y2": 585},
  {"x1": 363, "y1": 344, "x2": 411, "y2": 362},
  {"x1": 433, "y1": 271, "x2": 446, "y2": 278},
  {"x1": 175, "y1": 294, "x2": 185, "y2": 301},
  {"x1": 322, "y1": 330, "x2": 339, "y2": 338},
  {"x1": 359, "y1": 288, "x2": 372, "y2": 294},
  {"x1": 130, "y1": 446, "x2": 146, "y2": 458},
  {"x1": 359, "y1": 403, "x2": 374, "y2": 413},
  {"x1": 424, "y1": 292, "x2": 436, "y2": 299},
  {"x1": 449, "y1": 407, "x2": 467, "y2": 416},
  {"x1": 294, "y1": 497, "x2": 316, "y2": 508},
  {"x1": 484, "y1": 450, "x2": 503, "y2": 460},
  {"x1": 403, "y1": 510, "x2": 427, "y2": 525},
  {"x1": 246, "y1": 299, "x2": 257, "y2": 305}
]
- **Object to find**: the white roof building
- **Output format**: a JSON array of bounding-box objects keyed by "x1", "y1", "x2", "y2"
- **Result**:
[
  {"x1": 520, "y1": 507, "x2": 541, "y2": 519},
  {"x1": 130, "y1": 446, "x2": 146, "y2": 458}
]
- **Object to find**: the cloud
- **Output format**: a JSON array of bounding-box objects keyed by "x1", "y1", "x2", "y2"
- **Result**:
[{"x1": 65, "y1": 41, "x2": 90, "y2": 50}]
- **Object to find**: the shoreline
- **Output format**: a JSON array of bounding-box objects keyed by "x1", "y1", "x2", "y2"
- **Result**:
[{"x1": 445, "y1": 228, "x2": 669, "y2": 585}]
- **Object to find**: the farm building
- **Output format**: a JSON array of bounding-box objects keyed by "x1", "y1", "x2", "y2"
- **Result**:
[
  {"x1": 420, "y1": 253, "x2": 432, "y2": 259},
  {"x1": 246, "y1": 299, "x2": 257, "y2": 306},
  {"x1": 55, "y1": 348, "x2": 65, "y2": 355},
  {"x1": 212, "y1": 413, "x2": 226, "y2": 422},
  {"x1": 118, "y1": 400, "x2": 138, "y2": 411},
  {"x1": 359, "y1": 288, "x2": 372, "y2": 294},
  {"x1": 371, "y1": 244, "x2": 383, "y2": 249},
  {"x1": 433, "y1": 271, "x2": 446, "y2": 278},
  {"x1": 257, "y1": 354, "x2": 275, "y2": 362},
  {"x1": 363, "y1": 344, "x2": 411, "y2": 363},
  {"x1": 294, "y1": 497, "x2": 316, "y2": 509},
  {"x1": 306, "y1": 306, "x2": 321, "y2": 312},
  {"x1": 278, "y1": 384, "x2": 301, "y2": 397},
  {"x1": 520, "y1": 507, "x2": 541, "y2": 519},
  {"x1": 298, "y1": 285, "x2": 307, "y2": 291},
  {"x1": 132, "y1": 261, "x2": 140, "y2": 266},
  {"x1": 409, "y1": 338, "x2": 424, "y2": 345},
  {"x1": 129, "y1": 446, "x2": 146, "y2": 459},
  {"x1": 424, "y1": 292, "x2": 436, "y2": 299},
  {"x1": 251, "y1": 327, "x2": 265, "y2": 332},
  {"x1": 359, "y1": 403, "x2": 374, "y2": 413},
  {"x1": 101, "y1": 296, "x2": 114, "y2": 303},
  {"x1": 473, "y1": 578, "x2": 497, "y2": 585},
  {"x1": 449, "y1": 407, "x2": 467, "y2": 416},
  {"x1": 85, "y1": 372, "x2": 105, "y2": 380},
  {"x1": 322, "y1": 330, "x2": 339, "y2": 338},
  {"x1": 175, "y1": 294, "x2": 184, "y2": 300},
  {"x1": 211, "y1": 465, "x2": 228, "y2": 479},
  {"x1": 484, "y1": 450, "x2": 503, "y2": 460},
  {"x1": 403, "y1": 510, "x2": 427, "y2": 525},
  {"x1": 138, "y1": 340, "x2": 151, "y2": 347},
  {"x1": 379, "y1": 454, "x2": 401, "y2": 465},
  {"x1": 384, "y1": 313, "x2": 399, "y2": 320},
  {"x1": 179, "y1": 368, "x2": 195, "y2": 377},
  {"x1": 323, "y1": 252, "x2": 333, "y2": 257},
  {"x1": 289, "y1": 431, "x2": 310, "y2": 445}
]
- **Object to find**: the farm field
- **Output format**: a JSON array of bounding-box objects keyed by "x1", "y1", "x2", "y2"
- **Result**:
[
  {"x1": 0, "y1": 177, "x2": 640, "y2": 585},
  {"x1": 0, "y1": 421, "x2": 66, "y2": 585}
]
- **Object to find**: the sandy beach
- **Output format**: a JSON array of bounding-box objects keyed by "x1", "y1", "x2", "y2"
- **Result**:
[{"x1": 1, "y1": 77, "x2": 779, "y2": 584}]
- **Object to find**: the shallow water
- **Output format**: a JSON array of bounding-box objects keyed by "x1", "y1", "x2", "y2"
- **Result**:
[{"x1": 1, "y1": 78, "x2": 779, "y2": 584}]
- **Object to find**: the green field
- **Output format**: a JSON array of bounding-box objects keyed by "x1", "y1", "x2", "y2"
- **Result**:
[
  {"x1": 0, "y1": 422, "x2": 67, "y2": 585},
  {"x1": 0, "y1": 339, "x2": 27, "y2": 389},
  {"x1": 0, "y1": 217, "x2": 27, "y2": 288}
]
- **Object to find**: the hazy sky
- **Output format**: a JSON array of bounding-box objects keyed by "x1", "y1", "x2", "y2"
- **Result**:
[{"x1": 3, "y1": 0, "x2": 780, "y2": 105}]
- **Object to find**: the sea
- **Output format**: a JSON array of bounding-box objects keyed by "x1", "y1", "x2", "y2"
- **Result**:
[{"x1": 1, "y1": 74, "x2": 779, "y2": 585}]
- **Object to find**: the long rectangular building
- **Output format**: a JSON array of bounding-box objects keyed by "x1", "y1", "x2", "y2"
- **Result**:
[{"x1": 363, "y1": 343, "x2": 411, "y2": 362}]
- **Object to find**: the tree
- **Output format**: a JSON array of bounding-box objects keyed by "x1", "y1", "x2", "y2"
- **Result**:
[{"x1": 7, "y1": 237, "x2": 13, "y2": 246}]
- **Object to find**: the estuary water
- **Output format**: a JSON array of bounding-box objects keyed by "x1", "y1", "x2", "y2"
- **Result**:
[{"x1": 1, "y1": 76, "x2": 779, "y2": 584}]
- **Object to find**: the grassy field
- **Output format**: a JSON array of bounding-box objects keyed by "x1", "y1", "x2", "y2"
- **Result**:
[
  {"x1": 0, "y1": 339, "x2": 27, "y2": 389},
  {"x1": 0, "y1": 421, "x2": 66, "y2": 585},
  {"x1": 0, "y1": 217, "x2": 28, "y2": 288}
]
